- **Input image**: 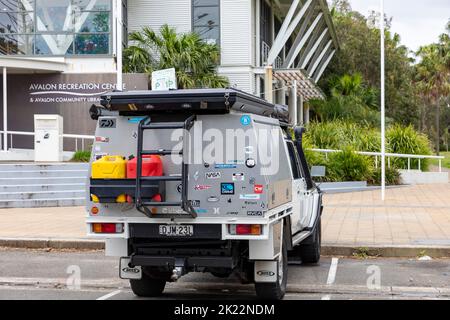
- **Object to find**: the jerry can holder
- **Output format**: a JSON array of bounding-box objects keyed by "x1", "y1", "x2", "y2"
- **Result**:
[{"x1": 90, "y1": 178, "x2": 164, "y2": 203}]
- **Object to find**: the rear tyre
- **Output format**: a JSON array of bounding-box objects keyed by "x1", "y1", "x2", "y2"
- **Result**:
[
  {"x1": 254, "y1": 234, "x2": 288, "y2": 300},
  {"x1": 298, "y1": 216, "x2": 321, "y2": 264},
  {"x1": 130, "y1": 271, "x2": 166, "y2": 297}
]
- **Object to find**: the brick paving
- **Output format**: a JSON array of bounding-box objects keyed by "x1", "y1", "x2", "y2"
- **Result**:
[{"x1": 0, "y1": 183, "x2": 448, "y2": 247}]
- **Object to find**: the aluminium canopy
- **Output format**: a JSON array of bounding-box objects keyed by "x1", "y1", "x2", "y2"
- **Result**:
[{"x1": 100, "y1": 88, "x2": 289, "y2": 124}]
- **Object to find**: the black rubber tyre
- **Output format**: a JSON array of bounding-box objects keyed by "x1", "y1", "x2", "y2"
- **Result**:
[
  {"x1": 130, "y1": 271, "x2": 166, "y2": 297},
  {"x1": 298, "y1": 216, "x2": 321, "y2": 264},
  {"x1": 254, "y1": 233, "x2": 288, "y2": 300}
]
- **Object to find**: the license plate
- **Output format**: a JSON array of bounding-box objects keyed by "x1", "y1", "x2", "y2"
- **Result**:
[{"x1": 159, "y1": 225, "x2": 194, "y2": 237}]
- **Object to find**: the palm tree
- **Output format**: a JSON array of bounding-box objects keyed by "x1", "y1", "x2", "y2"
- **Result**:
[
  {"x1": 416, "y1": 30, "x2": 450, "y2": 155},
  {"x1": 123, "y1": 24, "x2": 229, "y2": 89}
]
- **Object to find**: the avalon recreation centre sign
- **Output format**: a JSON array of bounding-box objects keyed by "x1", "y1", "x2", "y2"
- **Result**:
[
  {"x1": 0, "y1": 73, "x2": 148, "y2": 149},
  {"x1": 28, "y1": 81, "x2": 121, "y2": 104}
]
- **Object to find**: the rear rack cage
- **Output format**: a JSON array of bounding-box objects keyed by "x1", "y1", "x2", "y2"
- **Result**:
[{"x1": 135, "y1": 115, "x2": 197, "y2": 219}]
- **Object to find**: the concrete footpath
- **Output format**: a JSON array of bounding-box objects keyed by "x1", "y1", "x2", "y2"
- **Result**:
[{"x1": 0, "y1": 184, "x2": 449, "y2": 257}]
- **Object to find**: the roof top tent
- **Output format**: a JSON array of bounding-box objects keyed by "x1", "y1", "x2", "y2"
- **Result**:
[{"x1": 96, "y1": 88, "x2": 290, "y2": 125}]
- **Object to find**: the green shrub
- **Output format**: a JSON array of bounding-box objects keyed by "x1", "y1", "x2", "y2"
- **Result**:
[
  {"x1": 71, "y1": 151, "x2": 91, "y2": 162},
  {"x1": 386, "y1": 124, "x2": 433, "y2": 171},
  {"x1": 326, "y1": 147, "x2": 373, "y2": 182},
  {"x1": 305, "y1": 120, "x2": 380, "y2": 152},
  {"x1": 368, "y1": 167, "x2": 402, "y2": 186},
  {"x1": 302, "y1": 134, "x2": 326, "y2": 168}
]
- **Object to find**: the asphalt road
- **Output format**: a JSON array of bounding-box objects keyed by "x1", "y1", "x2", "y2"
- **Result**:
[{"x1": 0, "y1": 248, "x2": 449, "y2": 300}]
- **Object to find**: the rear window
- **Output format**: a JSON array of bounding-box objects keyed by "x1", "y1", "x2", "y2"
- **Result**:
[{"x1": 286, "y1": 141, "x2": 301, "y2": 179}]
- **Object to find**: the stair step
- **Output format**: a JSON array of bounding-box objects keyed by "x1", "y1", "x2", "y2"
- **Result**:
[
  {"x1": 0, "y1": 163, "x2": 89, "y2": 171},
  {"x1": 0, "y1": 170, "x2": 88, "y2": 178},
  {"x1": 0, "y1": 198, "x2": 85, "y2": 208},
  {"x1": 0, "y1": 184, "x2": 85, "y2": 192},
  {"x1": 0, "y1": 177, "x2": 87, "y2": 185},
  {"x1": 0, "y1": 190, "x2": 85, "y2": 200}
]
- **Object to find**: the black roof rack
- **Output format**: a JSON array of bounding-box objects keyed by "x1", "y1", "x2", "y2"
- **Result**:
[{"x1": 99, "y1": 88, "x2": 288, "y2": 124}]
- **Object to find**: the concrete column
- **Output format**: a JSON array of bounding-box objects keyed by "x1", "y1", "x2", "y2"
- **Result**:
[
  {"x1": 2, "y1": 67, "x2": 7, "y2": 151},
  {"x1": 116, "y1": 0, "x2": 123, "y2": 90},
  {"x1": 297, "y1": 94, "x2": 304, "y2": 125},
  {"x1": 277, "y1": 83, "x2": 287, "y2": 105},
  {"x1": 264, "y1": 65, "x2": 273, "y2": 103},
  {"x1": 288, "y1": 81, "x2": 297, "y2": 126},
  {"x1": 304, "y1": 102, "x2": 310, "y2": 124}
]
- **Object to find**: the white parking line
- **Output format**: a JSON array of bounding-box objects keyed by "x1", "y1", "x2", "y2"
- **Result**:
[
  {"x1": 322, "y1": 257, "x2": 339, "y2": 300},
  {"x1": 96, "y1": 289, "x2": 121, "y2": 300},
  {"x1": 326, "y1": 258, "x2": 339, "y2": 285}
]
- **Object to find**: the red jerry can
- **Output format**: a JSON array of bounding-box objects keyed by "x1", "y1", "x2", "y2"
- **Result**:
[
  {"x1": 127, "y1": 155, "x2": 163, "y2": 178},
  {"x1": 127, "y1": 155, "x2": 163, "y2": 203}
]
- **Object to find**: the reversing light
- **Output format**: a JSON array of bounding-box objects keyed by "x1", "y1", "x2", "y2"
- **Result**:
[
  {"x1": 229, "y1": 224, "x2": 262, "y2": 235},
  {"x1": 92, "y1": 223, "x2": 124, "y2": 234}
]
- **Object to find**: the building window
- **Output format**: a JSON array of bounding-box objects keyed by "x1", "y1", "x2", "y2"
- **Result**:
[
  {"x1": 0, "y1": 0, "x2": 112, "y2": 56},
  {"x1": 192, "y1": 0, "x2": 220, "y2": 45}
]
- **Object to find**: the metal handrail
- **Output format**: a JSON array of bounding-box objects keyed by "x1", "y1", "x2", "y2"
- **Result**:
[
  {"x1": 309, "y1": 148, "x2": 445, "y2": 172},
  {"x1": 0, "y1": 130, "x2": 95, "y2": 152}
]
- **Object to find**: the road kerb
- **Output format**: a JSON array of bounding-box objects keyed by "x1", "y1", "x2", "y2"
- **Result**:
[{"x1": 1, "y1": 238, "x2": 450, "y2": 258}]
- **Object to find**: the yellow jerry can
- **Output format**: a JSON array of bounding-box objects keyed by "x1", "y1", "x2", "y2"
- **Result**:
[{"x1": 91, "y1": 155, "x2": 127, "y2": 179}]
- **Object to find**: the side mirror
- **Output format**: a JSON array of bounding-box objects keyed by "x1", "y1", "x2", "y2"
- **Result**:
[{"x1": 311, "y1": 166, "x2": 326, "y2": 178}]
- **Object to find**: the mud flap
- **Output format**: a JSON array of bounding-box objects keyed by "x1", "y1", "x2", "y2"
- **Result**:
[
  {"x1": 254, "y1": 260, "x2": 278, "y2": 283},
  {"x1": 119, "y1": 257, "x2": 142, "y2": 280}
]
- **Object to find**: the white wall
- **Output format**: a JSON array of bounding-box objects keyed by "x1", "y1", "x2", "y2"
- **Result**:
[
  {"x1": 219, "y1": 66, "x2": 254, "y2": 93},
  {"x1": 126, "y1": 0, "x2": 258, "y2": 94},
  {"x1": 220, "y1": 0, "x2": 253, "y2": 66},
  {"x1": 127, "y1": 0, "x2": 192, "y2": 33},
  {"x1": 64, "y1": 57, "x2": 116, "y2": 73}
]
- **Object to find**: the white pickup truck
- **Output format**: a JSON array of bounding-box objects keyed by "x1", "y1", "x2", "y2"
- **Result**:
[{"x1": 86, "y1": 88, "x2": 322, "y2": 300}]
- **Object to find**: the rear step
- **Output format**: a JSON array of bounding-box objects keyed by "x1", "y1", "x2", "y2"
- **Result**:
[{"x1": 135, "y1": 115, "x2": 197, "y2": 219}]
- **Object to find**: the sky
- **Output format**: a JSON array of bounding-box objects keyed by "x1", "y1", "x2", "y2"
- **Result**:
[{"x1": 347, "y1": 0, "x2": 449, "y2": 52}]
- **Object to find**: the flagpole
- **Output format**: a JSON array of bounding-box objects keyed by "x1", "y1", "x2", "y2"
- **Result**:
[
  {"x1": 380, "y1": 0, "x2": 386, "y2": 201},
  {"x1": 116, "y1": 0, "x2": 123, "y2": 91}
]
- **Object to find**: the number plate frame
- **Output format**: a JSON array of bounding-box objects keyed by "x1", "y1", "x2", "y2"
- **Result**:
[{"x1": 158, "y1": 225, "x2": 194, "y2": 237}]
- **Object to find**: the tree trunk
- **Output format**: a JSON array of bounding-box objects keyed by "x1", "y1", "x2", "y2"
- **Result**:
[{"x1": 436, "y1": 100, "x2": 440, "y2": 156}]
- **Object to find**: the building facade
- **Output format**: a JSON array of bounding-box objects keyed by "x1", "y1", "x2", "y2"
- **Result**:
[
  {"x1": 0, "y1": 0, "x2": 338, "y2": 152},
  {"x1": 128, "y1": 0, "x2": 338, "y2": 104}
]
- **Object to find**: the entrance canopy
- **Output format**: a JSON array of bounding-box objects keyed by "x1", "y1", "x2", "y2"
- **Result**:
[
  {"x1": 265, "y1": 0, "x2": 339, "y2": 101},
  {"x1": 0, "y1": 56, "x2": 67, "y2": 74},
  {"x1": 273, "y1": 69, "x2": 324, "y2": 101}
]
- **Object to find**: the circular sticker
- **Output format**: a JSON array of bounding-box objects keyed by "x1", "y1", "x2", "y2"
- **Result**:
[
  {"x1": 246, "y1": 158, "x2": 256, "y2": 168},
  {"x1": 240, "y1": 115, "x2": 251, "y2": 126}
]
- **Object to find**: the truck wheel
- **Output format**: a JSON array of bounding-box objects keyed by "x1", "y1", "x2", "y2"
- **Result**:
[
  {"x1": 130, "y1": 271, "x2": 166, "y2": 297},
  {"x1": 298, "y1": 216, "x2": 321, "y2": 264},
  {"x1": 254, "y1": 234, "x2": 288, "y2": 300}
]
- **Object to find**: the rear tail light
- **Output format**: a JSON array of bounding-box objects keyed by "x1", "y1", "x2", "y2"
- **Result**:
[
  {"x1": 92, "y1": 223, "x2": 124, "y2": 234},
  {"x1": 229, "y1": 224, "x2": 262, "y2": 235}
]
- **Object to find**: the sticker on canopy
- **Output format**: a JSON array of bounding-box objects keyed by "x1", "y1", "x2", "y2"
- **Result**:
[
  {"x1": 221, "y1": 183, "x2": 235, "y2": 195},
  {"x1": 194, "y1": 185, "x2": 212, "y2": 191},
  {"x1": 215, "y1": 164, "x2": 237, "y2": 169},
  {"x1": 128, "y1": 117, "x2": 146, "y2": 123},
  {"x1": 240, "y1": 115, "x2": 251, "y2": 126},
  {"x1": 239, "y1": 194, "x2": 261, "y2": 200}
]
